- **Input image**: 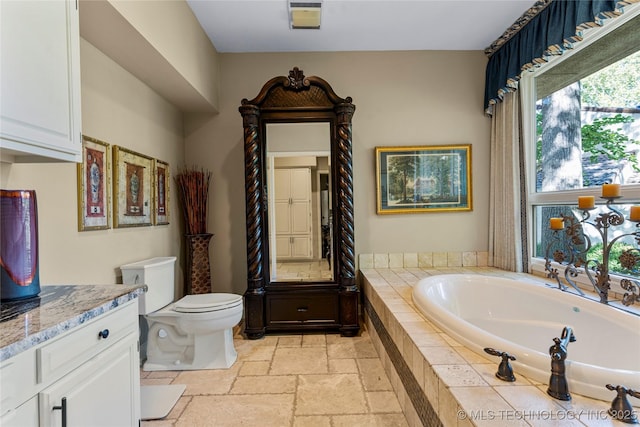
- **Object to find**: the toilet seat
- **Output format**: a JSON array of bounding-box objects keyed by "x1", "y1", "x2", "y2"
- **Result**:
[{"x1": 173, "y1": 293, "x2": 242, "y2": 313}]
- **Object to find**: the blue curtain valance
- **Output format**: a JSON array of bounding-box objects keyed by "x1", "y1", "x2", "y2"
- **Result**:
[{"x1": 484, "y1": 0, "x2": 639, "y2": 116}]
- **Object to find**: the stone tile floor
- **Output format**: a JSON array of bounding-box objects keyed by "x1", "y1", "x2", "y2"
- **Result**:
[
  {"x1": 140, "y1": 327, "x2": 409, "y2": 426},
  {"x1": 273, "y1": 260, "x2": 333, "y2": 281}
]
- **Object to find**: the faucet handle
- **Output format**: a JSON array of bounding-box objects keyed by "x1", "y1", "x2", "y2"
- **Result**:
[
  {"x1": 561, "y1": 327, "x2": 576, "y2": 343},
  {"x1": 484, "y1": 347, "x2": 516, "y2": 382},
  {"x1": 605, "y1": 384, "x2": 639, "y2": 424}
]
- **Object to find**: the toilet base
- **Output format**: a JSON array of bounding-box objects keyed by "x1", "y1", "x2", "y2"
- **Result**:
[{"x1": 144, "y1": 327, "x2": 238, "y2": 371}]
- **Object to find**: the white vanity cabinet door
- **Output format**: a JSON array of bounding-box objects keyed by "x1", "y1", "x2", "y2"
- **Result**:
[
  {"x1": 0, "y1": 347, "x2": 37, "y2": 419},
  {"x1": 0, "y1": 0, "x2": 82, "y2": 163},
  {"x1": 39, "y1": 331, "x2": 140, "y2": 427},
  {"x1": 1, "y1": 397, "x2": 38, "y2": 427}
]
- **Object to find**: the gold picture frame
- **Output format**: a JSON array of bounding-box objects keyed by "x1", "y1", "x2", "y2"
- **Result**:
[
  {"x1": 77, "y1": 135, "x2": 111, "y2": 231},
  {"x1": 375, "y1": 144, "x2": 472, "y2": 214},
  {"x1": 154, "y1": 159, "x2": 170, "y2": 225},
  {"x1": 113, "y1": 146, "x2": 153, "y2": 227}
]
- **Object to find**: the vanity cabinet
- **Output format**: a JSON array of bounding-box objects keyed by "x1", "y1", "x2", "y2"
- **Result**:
[
  {"x1": 0, "y1": 0, "x2": 82, "y2": 163},
  {"x1": 0, "y1": 301, "x2": 140, "y2": 426}
]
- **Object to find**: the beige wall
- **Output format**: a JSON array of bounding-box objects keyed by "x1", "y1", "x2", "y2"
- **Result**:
[
  {"x1": 184, "y1": 51, "x2": 491, "y2": 295},
  {"x1": 0, "y1": 39, "x2": 185, "y2": 290}
]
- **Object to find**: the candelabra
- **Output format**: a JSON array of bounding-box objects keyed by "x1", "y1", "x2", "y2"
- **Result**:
[{"x1": 544, "y1": 196, "x2": 640, "y2": 307}]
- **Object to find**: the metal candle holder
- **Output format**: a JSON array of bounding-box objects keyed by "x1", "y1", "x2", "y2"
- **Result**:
[{"x1": 544, "y1": 197, "x2": 640, "y2": 306}]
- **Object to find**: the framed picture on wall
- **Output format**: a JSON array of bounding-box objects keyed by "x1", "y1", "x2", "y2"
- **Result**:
[
  {"x1": 375, "y1": 144, "x2": 472, "y2": 214},
  {"x1": 113, "y1": 146, "x2": 153, "y2": 227},
  {"x1": 77, "y1": 135, "x2": 111, "y2": 231},
  {"x1": 154, "y1": 159, "x2": 170, "y2": 225}
]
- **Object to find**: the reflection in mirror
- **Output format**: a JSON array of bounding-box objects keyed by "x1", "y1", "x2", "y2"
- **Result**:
[{"x1": 266, "y1": 123, "x2": 333, "y2": 282}]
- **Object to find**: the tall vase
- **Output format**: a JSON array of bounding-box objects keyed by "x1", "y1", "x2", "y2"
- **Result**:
[
  {"x1": 185, "y1": 233, "x2": 213, "y2": 295},
  {"x1": 1, "y1": 190, "x2": 41, "y2": 301}
]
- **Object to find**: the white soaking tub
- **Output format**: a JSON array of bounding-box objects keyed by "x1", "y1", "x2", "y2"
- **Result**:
[{"x1": 412, "y1": 274, "x2": 640, "y2": 403}]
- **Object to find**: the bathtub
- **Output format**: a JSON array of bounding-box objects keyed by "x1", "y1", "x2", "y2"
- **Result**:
[{"x1": 412, "y1": 274, "x2": 640, "y2": 403}]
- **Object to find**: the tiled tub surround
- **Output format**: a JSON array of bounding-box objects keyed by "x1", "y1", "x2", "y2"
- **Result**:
[
  {"x1": 361, "y1": 266, "x2": 632, "y2": 427},
  {"x1": 358, "y1": 252, "x2": 490, "y2": 270},
  {"x1": 0, "y1": 284, "x2": 146, "y2": 361}
]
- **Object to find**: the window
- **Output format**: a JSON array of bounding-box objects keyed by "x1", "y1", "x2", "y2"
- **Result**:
[{"x1": 523, "y1": 12, "x2": 640, "y2": 284}]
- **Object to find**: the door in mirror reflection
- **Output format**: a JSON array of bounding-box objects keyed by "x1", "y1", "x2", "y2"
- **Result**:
[{"x1": 266, "y1": 123, "x2": 333, "y2": 282}]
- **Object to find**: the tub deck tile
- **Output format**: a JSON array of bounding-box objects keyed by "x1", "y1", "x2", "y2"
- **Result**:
[
  {"x1": 360, "y1": 266, "x2": 627, "y2": 427},
  {"x1": 449, "y1": 386, "x2": 529, "y2": 427},
  {"x1": 432, "y1": 364, "x2": 489, "y2": 387}
]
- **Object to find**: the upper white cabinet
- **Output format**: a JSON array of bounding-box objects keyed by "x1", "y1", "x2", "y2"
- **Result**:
[{"x1": 0, "y1": 0, "x2": 82, "y2": 163}]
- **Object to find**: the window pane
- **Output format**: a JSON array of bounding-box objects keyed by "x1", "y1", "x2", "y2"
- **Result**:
[
  {"x1": 534, "y1": 204, "x2": 639, "y2": 278},
  {"x1": 535, "y1": 51, "x2": 640, "y2": 193}
]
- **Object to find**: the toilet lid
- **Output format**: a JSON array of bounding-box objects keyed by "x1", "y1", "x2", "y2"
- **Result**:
[{"x1": 173, "y1": 293, "x2": 242, "y2": 313}]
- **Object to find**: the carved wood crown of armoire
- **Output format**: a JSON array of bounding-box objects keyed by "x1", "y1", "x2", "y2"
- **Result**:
[{"x1": 239, "y1": 67, "x2": 359, "y2": 339}]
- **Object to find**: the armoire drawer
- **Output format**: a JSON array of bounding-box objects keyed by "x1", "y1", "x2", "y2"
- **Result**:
[{"x1": 267, "y1": 293, "x2": 339, "y2": 324}]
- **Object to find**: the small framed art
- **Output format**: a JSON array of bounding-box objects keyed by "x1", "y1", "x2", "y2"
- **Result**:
[
  {"x1": 376, "y1": 144, "x2": 472, "y2": 214},
  {"x1": 154, "y1": 159, "x2": 170, "y2": 225},
  {"x1": 77, "y1": 135, "x2": 111, "y2": 231},
  {"x1": 113, "y1": 146, "x2": 153, "y2": 227}
]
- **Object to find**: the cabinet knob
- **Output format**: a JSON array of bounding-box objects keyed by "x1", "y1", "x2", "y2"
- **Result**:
[
  {"x1": 297, "y1": 307, "x2": 309, "y2": 312},
  {"x1": 98, "y1": 329, "x2": 110, "y2": 339}
]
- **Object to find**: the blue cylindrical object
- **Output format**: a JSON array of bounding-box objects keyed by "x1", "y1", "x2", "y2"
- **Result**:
[{"x1": 1, "y1": 189, "x2": 41, "y2": 301}]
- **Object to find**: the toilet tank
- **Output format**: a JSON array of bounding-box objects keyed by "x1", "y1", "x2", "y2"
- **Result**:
[{"x1": 120, "y1": 256, "x2": 176, "y2": 315}]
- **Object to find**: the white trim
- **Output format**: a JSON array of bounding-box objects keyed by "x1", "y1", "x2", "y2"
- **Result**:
[{"x1": 521, "y1": 6, "x2": 640, "y2": 273}]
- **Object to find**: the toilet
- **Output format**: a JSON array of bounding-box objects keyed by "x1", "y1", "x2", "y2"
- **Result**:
[{"x1": 120, "y1": 256, "x2": 243, "y2": 371}]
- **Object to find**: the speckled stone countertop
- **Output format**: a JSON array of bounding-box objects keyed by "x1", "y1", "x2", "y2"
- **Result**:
[{"x1": 0, "y1": 284, "x2": 146, "y2": 362}]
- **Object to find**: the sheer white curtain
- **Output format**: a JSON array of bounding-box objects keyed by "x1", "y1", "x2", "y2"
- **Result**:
[{"x1": 488, "y1": 91, "x2": 529, "y2": 272}]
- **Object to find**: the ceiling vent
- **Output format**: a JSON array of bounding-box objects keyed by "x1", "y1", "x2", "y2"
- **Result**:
[{"x1": 289, "y1": 1, "x2": 322, "y2": 29}]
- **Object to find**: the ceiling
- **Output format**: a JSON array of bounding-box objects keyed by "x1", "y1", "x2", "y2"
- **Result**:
[{"x1": 186, "y1": 0, "x2": 538, "y2": 53}]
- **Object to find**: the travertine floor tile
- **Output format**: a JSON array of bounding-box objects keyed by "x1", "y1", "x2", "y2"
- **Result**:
[
  {"x1": 296, "y1": 373, "x2": 368, "y2": 415},
  {"x1": 329, "y1": 358, "x2": 359, "y2": 373},
  {"x1": 145, "y1": 370, "x2": 181, "y2": 379},
  {"x1": 277, "y1": 335, "x2": 302, "y2": 347},
  {"x1": 270, "y1": 347, "x2": 328, "y2": 374},
  {"x1": 332, "y1": 413, "x2": 410, "y2": 426},
  {"x1": 366, "y1": 391, "x2": 403, "y2": 413},
  {"x1": 140, "y1": 378, "x2": 174, "y2": 386},
  {"x1": 175, "y1": 394, "x2": 294, "y2": 427},
  {"x1": 238, "y1": 360, "x2": 270, "y2": 376},
  {"x1": 302, "y1": 334, "x2": 327, "y2": 347},
  {"x1": 142, "y1": 331, "x2": 408, "y2": 426},
  {"x1": 230, "y1": 375, "x2": 296, "y2": 394},
  {"x1": 327, "y1": 340, "x2": 358, "y2": 358},
  {"x1": 175, "y1": 367, "x2": 240, "y2": 395},
  {"x1": 237, "y1": 343, "x2": 276, "y2": 361},
  {"x1": 357, "y1": 358, "x2": 393, "y2": 391},
  {"x1": 141, "y1": 420, "x2": 173, "y2": 427},
  {"x1": 293, "y1": 415, "x2": 332, "y2": 427}
]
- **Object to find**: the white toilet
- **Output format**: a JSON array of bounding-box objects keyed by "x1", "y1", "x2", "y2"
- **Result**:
[{"x1": 120, "y1": 256, "x2": 243, "y2": 371}]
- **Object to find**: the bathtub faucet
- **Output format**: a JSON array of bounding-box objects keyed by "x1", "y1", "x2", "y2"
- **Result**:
[{"x1": 547, "y1": 326, "x2": 576, "y2": 401}]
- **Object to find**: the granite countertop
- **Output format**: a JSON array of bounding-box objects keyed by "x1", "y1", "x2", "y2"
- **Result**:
[{"x1": 0, "y1": 284, "x2": 146, "y2": 362}]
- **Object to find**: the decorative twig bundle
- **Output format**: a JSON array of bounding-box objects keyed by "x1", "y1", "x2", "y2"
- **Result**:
[{"x1": 175, "y1": 167, "x2": 212, "y2": 235}]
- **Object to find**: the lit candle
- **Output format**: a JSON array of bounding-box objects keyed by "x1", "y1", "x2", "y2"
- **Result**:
[
  {"x1": 602, "y1": 183, "x2": 620, "y2": 198},
  {"x1": 549, "y1": 218, "x2": 564, "y2": 230},
  {"x1": 630, "y1": 206, "x2": 640, "y2": 222},
  {"x1": 577, "y1": 196, "x2": 595, "y2": 210}
]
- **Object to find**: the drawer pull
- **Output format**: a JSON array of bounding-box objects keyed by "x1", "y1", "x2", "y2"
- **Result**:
[
  {"x1": 297, "y1": 307, "x2": 309, "y2": 312},
  {"x1": 98, "y1": 329, "x2": 110, "y2": 339},
  {"x1": 52, "y1": 397, "x2": 67, "y2": 427}
]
